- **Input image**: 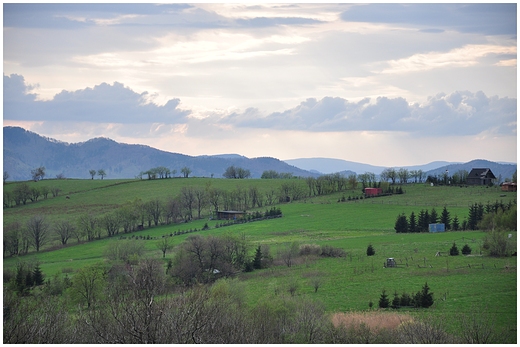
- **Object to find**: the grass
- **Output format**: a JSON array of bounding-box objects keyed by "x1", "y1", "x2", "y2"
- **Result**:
[{"x1": 3, "y1": 178, "x2": 517, "y2": 339}]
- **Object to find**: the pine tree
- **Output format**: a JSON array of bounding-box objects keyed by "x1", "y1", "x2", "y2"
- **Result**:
[
  {"x1": 391, "y1": 291, "x2": 401, "y2": 309},
  {"x1": 429, "y1": 208, "x2": 438, "y2": 224},
  {"x1": 379, "y1": 289, "x2": 390, "y2": 308},
  {"x1": 394, "y1": 214, "x2": 408, "y2": 233},
  {"x1": 452, "y1": 216, "x2": 460, "y2": 231},
  {"x1": 400, "y1": 292, "x2": 412, "y2": 307},
  {"x1": 366, "y1": 244, "x2": 375, "y2": 256},
  {"x1": 253, "y1": 245, "x2": 263, "y2": 269},
  {"x1": 440, "y1": 206, "x2": 451, "y2": 230},
  {"x1": 461, "y1": 244, "x2": 472, "y2": 255},
  {"x1": 32, "y1": 263, "x2": 44, "y2": 286},
  {"x1": 419, "y1": 282, "x2": 434, "y2": 308},
  {"x1": 408, "y1": 211, "x2": 417, "y2": 233},
  {"x1": 449, "y1": 242, "x2": 459, "y2": 256}
]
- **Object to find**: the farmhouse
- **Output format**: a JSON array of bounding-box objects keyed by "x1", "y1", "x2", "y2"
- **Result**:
[
  {"x1": 364, "y1": 187, "x2": 383, "y2": 196},
  {"x1": 429, "y1": 223, "x2": 445, "y2": 233},
  {"x1": 215, "y1": 210, "x2": 246, "y2": 220},
  {"x1": 466, "y1": 168, "x2": 496, "y2": 186},
  {"x1": 501, "y1": 182, "x2": 517, "y2": 192}
]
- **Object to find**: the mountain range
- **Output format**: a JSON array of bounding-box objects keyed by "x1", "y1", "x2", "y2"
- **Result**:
[{"x1": 3, "y1": 126, "x2": 517, "y2": 182}]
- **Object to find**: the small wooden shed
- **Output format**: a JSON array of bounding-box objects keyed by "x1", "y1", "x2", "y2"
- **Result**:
[
  {"x1": 215, "y1": 210, "x2": 246, "y2": 220},
  {"x1": 501, "y1": 182, "x2": 517, "y2": 192}
]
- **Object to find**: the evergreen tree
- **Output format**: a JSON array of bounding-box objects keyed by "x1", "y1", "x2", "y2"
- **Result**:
[
  {"x1": 461, "y1": 244, "x2": 472, "y2": 255},
  {"x1": 452, "y1": 215, "x2": 460, "y2": 231},
  {"x1": 429, "y1": 208, "x2": 438, "y2": 224},
  {"x1": 419, "y1": 282, "x2": 434, "y2": 308},
  {"x1": 418, "y1": 209, "x2": 426, "y2": 232},
  {"x1": 394, "y1": 214, "x2": 408, "y2": 233},
  {"x1": 253, "y1": 245, "x2": 263, "y2": 269},
  {"x1": 391, "y1": 291, "x2": 401, "y2": 309},
  {"x1": 379, "y1": 289, "x2": 390, "y2": 308},
  {"x1": 440, "y1": 206, "x2": 451, "y2": 230},
  {"x1": 449, "y1": 242, "x2": 459, "y2": 256},
  {"x1": 400, "y1": 292, "x2": 412, "y2": 307},
  {"x1": 32, "y1": 264, "x2": 44, "y2": 286},
  {"x1": 366, "y1": 244, "x2": 375, "y2": 256},
  {"x1": 408, "y1": 211, "x2": 417, "y2": 233}
]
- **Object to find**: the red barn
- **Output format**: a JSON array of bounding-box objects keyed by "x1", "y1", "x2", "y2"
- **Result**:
[{"x1": 364, "y1": 187, "x2": 382, "y2": 196}]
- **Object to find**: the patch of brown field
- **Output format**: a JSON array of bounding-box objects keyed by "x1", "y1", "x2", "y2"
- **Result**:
[{"x1": 331, "y1": 311, "x2": 414, "y2": 331}]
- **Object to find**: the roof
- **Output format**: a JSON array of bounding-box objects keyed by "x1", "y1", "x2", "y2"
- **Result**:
[
  {"x1": 468, "y1": 168, "x2": 496, "y2": 179},
  {"x1": 217, "y1": 210, "x2": 246, "y2": 214}
]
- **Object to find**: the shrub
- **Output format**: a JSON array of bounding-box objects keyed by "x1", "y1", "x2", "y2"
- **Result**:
[
  {"x1": 320, "y1": 245, "x2": 346, "y2": 258},
  {"x1": 366, "y1": 244, "x2": 375, "y2": 256},
  {"x1": 449, "y1": 243, "x2": 459, "y2": 256},
  {"x1": 461, "y1": 244, "x2": 472, "y2": 255},
  {"x1": 299, "y1": 244, "x2": 322, "y2": 256}
]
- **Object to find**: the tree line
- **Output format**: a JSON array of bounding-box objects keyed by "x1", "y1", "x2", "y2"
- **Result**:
[{"x1": 394, "y1": 200, "x2": 516, "y2": 234}]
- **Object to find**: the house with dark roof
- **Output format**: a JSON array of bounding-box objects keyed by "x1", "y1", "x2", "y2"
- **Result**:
[{"x1": 466, "y1": 168, "x2": 496, "y2": 186}]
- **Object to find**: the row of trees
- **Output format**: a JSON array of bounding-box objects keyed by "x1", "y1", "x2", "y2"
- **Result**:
[
  {"x1": 394, "y1": 207, "x2": 457, "y2": 233},
  {"x1": 4, "y1": 182, "x2": 62, "y2": 207},
  {"x1": 378, "y1": 282, "x2": 434, "y2": 309},
  {"x1": 3, "y1": 181, "x2": 296, "y2": 255}
]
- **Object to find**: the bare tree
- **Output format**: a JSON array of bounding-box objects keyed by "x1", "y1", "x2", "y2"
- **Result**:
[
  {"x1": 55, "y1": 220, "x2": 75, "y2": 245},
  {"x1": 77, "y1": 213, "x2": 98, "y2": 241},
  {"x1": 180, "y1": 186, "x2": 195, "y2": 220},
  {"x1": 193, "y1": 187, "x2": 208, "y2": 219},
  {"x1": 97, "y1": 169, "x2": 106, "y2": 180},
  {"x1": 26, "y1": 215, "x2": 49, "y2": 252},
  {"x1": 156, "y1": 237, "x2": 173, "y2": 258},
  {"x1": 89, "y1": 169, "x2": 96, "y2": 179},
  {"x1": 3, "y1": 170, "x2": 9, "y2": 184}
]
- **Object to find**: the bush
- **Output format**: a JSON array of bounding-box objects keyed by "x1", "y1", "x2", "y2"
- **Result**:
[
  {"x1": 483, "y1": 230, "x2": 514, "y2": 257},
  {"x1": 461, "y1": 244, "x2": 472, "y2": 255},
  {"x1": 449, "y1": 243, "x2": 459, "y2": 256},
  {"x1": 320, "y1": 245, "x2": 346, "y2": 258},
  {"x1": 366, "y1": 244, "x2": 375, "y2": 256},
  {"x1": 299, "y1": 244, "x2": 322, "y2": 256}
]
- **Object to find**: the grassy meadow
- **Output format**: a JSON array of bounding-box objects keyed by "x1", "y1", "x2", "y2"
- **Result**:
[{"x1": 3, "y1": 177, "x2": 517, "y2": 339}]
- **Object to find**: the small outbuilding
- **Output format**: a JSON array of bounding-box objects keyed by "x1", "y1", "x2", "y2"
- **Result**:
[
  {"x1": 215, "y1": 210, "x2": 246, "y2": 220},
  {"x1": 467, "y1": 168, "x2": 496, "y2": 186},
  {"x1": 501, "y1": 182, "x2": 517, "y2": 192},
  {"x1": 429, "y1": 223, "x2": 445, "y2": 232},
  {"x1": 385, "y1": 258, "x2": 397, "y2": 268},
  {"x1": 364, "y1": 187, "x2": 383, "y2": 196}
]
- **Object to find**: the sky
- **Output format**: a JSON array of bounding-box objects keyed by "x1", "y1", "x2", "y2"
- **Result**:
[{"x1": 3, "y1": 3, "x2": 518, "y2": 166}]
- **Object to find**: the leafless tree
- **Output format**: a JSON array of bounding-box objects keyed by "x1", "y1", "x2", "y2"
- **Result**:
[
  {"x1": 26, "y1": 215, "x2": 49, "y2": 252},
  {"x1": 55, "y1": 219, "x2": 75, "y2": 245}
]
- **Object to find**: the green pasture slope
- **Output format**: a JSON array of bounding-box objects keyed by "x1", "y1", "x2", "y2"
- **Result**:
[{"x1": 3, "y1": 178, "x2": 517, "y2": 338}]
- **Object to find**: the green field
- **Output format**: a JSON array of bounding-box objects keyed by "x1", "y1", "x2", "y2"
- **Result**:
[{"x1": 3, "y1": 177, "x2": 517, "y2": 341}]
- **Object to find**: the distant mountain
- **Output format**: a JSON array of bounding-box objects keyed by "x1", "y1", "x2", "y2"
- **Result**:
[
  {"x1": 3, "y1": 127, "x2": 317, "y2": 181},
  {"x1": 284, "y1": 157, "x2": 456, "y2": 175},
  {"x1": 285, "y1": 157, "x2": 516, "y2": 183}
]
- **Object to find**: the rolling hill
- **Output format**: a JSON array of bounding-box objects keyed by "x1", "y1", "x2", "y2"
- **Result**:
[
  {"x1": 3, "y1": 127, "x2": 315, "y2": 181},
  {"x1": 3, "y1": 126, "x2": 516, "y2": 182}
]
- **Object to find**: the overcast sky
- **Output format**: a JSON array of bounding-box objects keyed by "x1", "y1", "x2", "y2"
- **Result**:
[{"x1": 3, "y1": 3, "x2": 517, "y2": 166}]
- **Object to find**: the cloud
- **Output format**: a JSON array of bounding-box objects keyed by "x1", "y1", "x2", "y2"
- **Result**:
[
  {"x1": 340, "y1": 4, "x2": 517, "y2": 36},
  {"x1": 3, "y1": 74, "x2": 190, "y2": 124},
  {"x1": 377, "y1": 44, "x2": 517, "y2": 74},
  {"x1": 225, "y1": 91, "x2": 516, "y2": 136}
]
